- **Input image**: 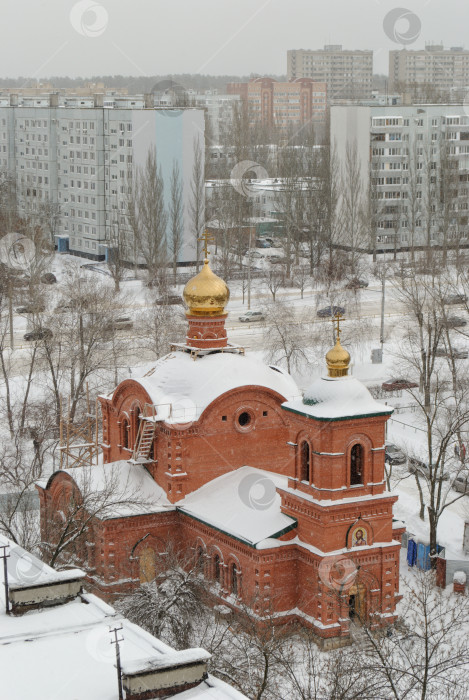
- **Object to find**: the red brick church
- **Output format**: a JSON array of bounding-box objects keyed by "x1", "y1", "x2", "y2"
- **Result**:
[{"x1": 38, "y1": 254, "x2": 404, "y2": 646}]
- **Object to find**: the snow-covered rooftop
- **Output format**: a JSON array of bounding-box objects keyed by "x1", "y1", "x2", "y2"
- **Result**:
[
  {"x1": 0, "y1": 536, "x2": 248, "y2": 700},
  {"x1": 282, "y1": 375, "x2": 393, "y2": 421},
  {"x1": 131, "y1": 351, "x2": 301, "y2": 424},
  {"x1": 178, "y1": 466, "x2": 297, "y2": 546},
  {"x1": 41, "y1": 461, "x2": 173, "y2": 519}
]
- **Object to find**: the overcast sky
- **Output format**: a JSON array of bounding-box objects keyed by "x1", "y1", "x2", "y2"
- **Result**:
[{"x1": 1, "y1": 0, "x2": 468, "y2": 80}]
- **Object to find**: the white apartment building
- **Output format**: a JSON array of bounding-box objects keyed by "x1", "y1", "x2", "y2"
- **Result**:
[
  {"x1": 331, "y1": 104, "x2": 469, "y2": 251},
  {"x1": 150, "y1": 87, "x2": 240, "y2": 145},
  {"x1": 188, "y1": 91, "x2": 240, "y2": 144},
  {"x1": 287, "y1": 45, "x2": 373, "y2": 100},
  {"x1": 389, "y1": 45, "x2": 469, "y2": 94},
  {"x1": 0, "y1": 93, "x2": 204, "y2": 262}
]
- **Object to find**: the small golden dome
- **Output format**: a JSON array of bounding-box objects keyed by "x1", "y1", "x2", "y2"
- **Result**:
[
  {"x1": 183, "y1": 259, "x2": 230, "y2": 317},
  {"x1": 326, "y1": 338, "x2": 350, "y2": 378}
]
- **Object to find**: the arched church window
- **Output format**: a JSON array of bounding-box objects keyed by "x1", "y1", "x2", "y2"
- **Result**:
[
  {"x1": 195, "y1": 546, "x2": 204, "y2": 574},
  {"x1": 122, "y1": 419, "x2": 129, "y2": 449},
  {"x1": 231, "y1": 563, "x2": 238, "y2": 596},
  {"x1": 214, "y1": 554, "x2": 221, "y2": 583},
  {"x1": 350, "y1": 444, "x2": 364, "y2": 485},
  {"x1": 300, "y1": 441, "x2": 311, "y2": 482},
  {"x1": 139, "y1": 546, "x2": 156, "y2": 584},
  {"x1": 130, "y1": 405, "x2": 141, "y2": 447}
]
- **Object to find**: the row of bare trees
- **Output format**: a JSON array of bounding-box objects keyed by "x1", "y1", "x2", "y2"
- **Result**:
[{"x1": 107, "y1": 138, "x2": 204, "y2": 291}]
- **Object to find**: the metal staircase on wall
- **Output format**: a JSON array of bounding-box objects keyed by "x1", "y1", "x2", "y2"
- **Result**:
[{"x1": 131, "y1": 404, "x2": 157, "y2": 463}]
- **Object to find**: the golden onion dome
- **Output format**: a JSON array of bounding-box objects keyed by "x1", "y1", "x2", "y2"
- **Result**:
[
  {"x1": 326, "y1": 338, "x2": 351, "y2": 378},
  {"x1": 183, "y1": 259, "x2": 230, "y2": 317}
]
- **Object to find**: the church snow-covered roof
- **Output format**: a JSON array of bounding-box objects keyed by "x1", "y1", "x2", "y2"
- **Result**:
[{"x1": 133, "y1": 351, "x2": 301, "y2": 423}]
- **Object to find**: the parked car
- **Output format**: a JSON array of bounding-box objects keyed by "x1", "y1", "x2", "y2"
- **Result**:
[
  {"x1": 345, "y1": 278, "x2": 369, "y2": 289},
  {"x1": 385, "y1": 443, "x2": 406, "y2": 465},
  {"x1": 267, "y1": 255, "x2": 283, "y2": 264},
  {"x1": 317, "y1": 305, "x2": 346, "y2": 318},
  {"x1": 16, "y1": 303, "x2": 45, "y2": 314},
  {"x1": 408, "y1": 457, "x2": 450, "y2": 480},
  {"x1": 444, "y1": 315, "x2": 467, "y2": 328},
  {"x1": 435, "y1": 347, "x2": 469, "y2": 359},
  {"x1": 244, "y1": 250, "x2": 263, "y2": 259},
  {"x1": 255, "y1": 239, "x2": 271, "y2": 249},
  {"x1": 239, "y1": 310, "x2": 265, "y2": 323},
  {"x1": 442, "y1": 293, "x2": 467, "y2": 305},
  {"x1": 41, "y1": 272, "x2": 57, "y2": 285},
  {"x1": 24, "y1": 328, "x2": 52, "y2": 342},
  {"x1": 382, "y1": 378, "x2": 419, "y2": 391},
  {"x1": 452, "y1": 475, "x2": 469, "y2": 494}
]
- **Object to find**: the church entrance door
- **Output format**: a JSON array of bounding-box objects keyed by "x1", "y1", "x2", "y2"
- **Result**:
[{"x1": 348, "y1": 584, "x2": 366, "y2": 624}]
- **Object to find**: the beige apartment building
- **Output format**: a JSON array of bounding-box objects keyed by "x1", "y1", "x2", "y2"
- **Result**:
[
  {"x1": 389, "y1": 45, "x2": 469, "y2": 94},
  {"x1": 227, "y1": 77, "x2": 326, "y2": 135},
  {"x1": 287, "y1": 45, "x2": 373, "y2": 100}
]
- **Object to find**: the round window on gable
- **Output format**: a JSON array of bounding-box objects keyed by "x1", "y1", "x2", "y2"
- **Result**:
[
  {"x1": 234, "y1": 407, "x2": 255, "y2": 433},
  {"x1": 238, "y1": 411, "x2": 251, "y2": 427}
]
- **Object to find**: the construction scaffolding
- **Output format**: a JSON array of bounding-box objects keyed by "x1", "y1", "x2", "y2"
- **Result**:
[{"x1": 59, "y1": 385, "x2": 100, "y2": 469}]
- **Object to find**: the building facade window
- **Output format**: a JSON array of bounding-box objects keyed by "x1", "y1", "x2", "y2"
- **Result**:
[
  {"x1": 350, "y1": 444, "x2": 364, "y2": 485},
  {"x1": 300, "y1": 441, "x2": 311, "y2": 482}
]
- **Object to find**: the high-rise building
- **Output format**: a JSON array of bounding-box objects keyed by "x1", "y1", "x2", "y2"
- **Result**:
[
  {"x1": 0, "y1": 93, "x2": 204, "y2": 262},
  {"x1": 287, "y1": 45, "x2": 373, "y2": 100},
  {"x1": 227, "y1": 77, "x2": 327, "y2": 134},
  {"x1": 330, "y1": 104, "x2": 469, "y2": 251},
  {"x1": 389, "y1": 45, "x2": 469, "y2": 94}
]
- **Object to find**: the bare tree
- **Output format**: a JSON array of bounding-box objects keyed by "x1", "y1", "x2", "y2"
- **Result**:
[
  {"x1": 132, "y1": 148, "x2": 168, "y2": 287},
  {"x1": 263, "y1": 267, "x2": 284, "y2": 302},
  {"x1": 41, "y1": 463, "x2": 155, "y2": 569},
  {"x1": 138, "y1": 293, "x2": 185, "y2": 360},
  {"x1": 188, "y1": 136, "x2": 205, "y2": 268},
  {"x1": 392, "y1": 272, "x2": 469, "y2": 556},
  {"x1": 105, "y1": 215, "x2": 127, "y2": 292},
  {"x1": 39, "y1": 268, "x2": 126, "y2": 426},
  {"x1": 361, "y1": 571, "x2": 469, "y2": 700},
  {"x1": 263, "y1": 301, "x2": 310, "y2": 375},
  {"x1": 168, "y1": 159, "x2": 184, "y2": 281},
  {"x1": 292, "y1": 264, "x2": 310, "y2": 300},
  {"x1": 340, "y1": 141, "x2": 365, "y2": 275},
  {"x1": 117, "y1": 542, "x2": 209, "y2": 650}
]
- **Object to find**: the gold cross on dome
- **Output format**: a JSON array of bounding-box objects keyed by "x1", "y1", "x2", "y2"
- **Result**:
[
  {"x1": 198, "y1": 230, "x2": 215, "y2": 260},
  {"x1": 333, "y1": 310, "x2": 344, "y2": 340}
]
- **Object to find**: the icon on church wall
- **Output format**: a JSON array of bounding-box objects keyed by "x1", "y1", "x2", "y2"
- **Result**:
[{"x1": 352, "y1": 527, "x2": 367, "y2": 547}]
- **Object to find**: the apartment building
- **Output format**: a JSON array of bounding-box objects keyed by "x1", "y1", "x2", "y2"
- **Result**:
[
  {"x1": 330, "y1": 104, "x2": 469, "y2": 251},
  {"x1": 188, "y1": 91, "x2": 240, "y2": 143},
  {"x1": 227, "y1": 77, "x2": 327, "y2": 135},
  {"x1": 0, "y1": 93, "x2": 204, "y2": 262},
  {"x1": 389, "y1": 45, "x2": 469, "y2": 94},
  {"x1": 287, "y1": 45, "x2": 373, "y2": 100}
]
